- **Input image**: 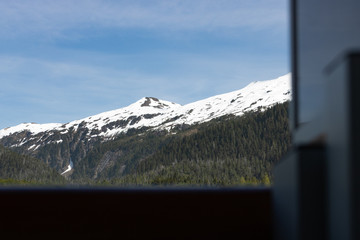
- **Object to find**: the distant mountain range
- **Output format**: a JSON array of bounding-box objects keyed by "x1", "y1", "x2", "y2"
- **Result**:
[{"x1": 0, "y1": 74, "x2": 291, "y2": 183}]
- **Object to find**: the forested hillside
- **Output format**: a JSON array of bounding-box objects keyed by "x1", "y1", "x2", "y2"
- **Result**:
[
  {"x1": 79, "y1": 102, "x2": 290, "y2": 186},
  {"x1": 134, "y1": 102, "x2": 289, "y2": 185},
  {"x1": 0, "y1": 145, "x2": 66, "y2": 185}
]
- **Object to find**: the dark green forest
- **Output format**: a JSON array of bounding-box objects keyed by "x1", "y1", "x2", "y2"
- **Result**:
[
  {"x1": 0, "y1": 145, "x2": 66, "y2": 185},
  {"x1": 81, "y1": 102, "x2": 290, "y2": 186}
]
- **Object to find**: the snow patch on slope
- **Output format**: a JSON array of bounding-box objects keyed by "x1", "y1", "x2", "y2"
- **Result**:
[
  {"x1": 159, "y1": 73, "x2": 291, "y2": 129},
  {"x1": 61, "y1": 159, "x2": 73, "y2": 175},
  {"x1": 0, "y1": 123, "x2": 63, "y2": 139}
]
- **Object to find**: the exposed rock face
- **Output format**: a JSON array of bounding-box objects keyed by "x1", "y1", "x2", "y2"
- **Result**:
[{"x1": 93, "y1": 150, "x2": 124, "y2": 179}]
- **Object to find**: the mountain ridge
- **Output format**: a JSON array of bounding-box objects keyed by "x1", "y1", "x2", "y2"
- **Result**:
[
  {"x1": 0, "y1": 74, "x2": 291, "y2": 181},
  {"x1": 0, "y1": 74, "x2": 291, "y2": 145}
]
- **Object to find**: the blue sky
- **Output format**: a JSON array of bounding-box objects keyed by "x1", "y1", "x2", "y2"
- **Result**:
[{"x1": 0, "y1": 0, "x2": 289, "y2": 129}]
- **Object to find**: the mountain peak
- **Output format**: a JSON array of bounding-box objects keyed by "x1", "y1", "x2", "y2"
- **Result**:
[
  {"x1": 131, "y1": 97, "x2": 180, "y2": 110},
  {"x1": 140, "y1": 97, "x2": 161, "y2": 108}
]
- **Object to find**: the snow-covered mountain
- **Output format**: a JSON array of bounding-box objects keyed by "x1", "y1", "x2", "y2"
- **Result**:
[{"x1": 0, "y1": 74, "x2": 291, "y2": 150}]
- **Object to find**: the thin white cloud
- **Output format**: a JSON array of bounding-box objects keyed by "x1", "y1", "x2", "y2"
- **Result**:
[
  {"x1": 0, "y1": 55, "x2": 185, "y2": 106},
  {"x1": 0, "y1": 0, "x2": 287, "y2": 39},
  {"x1": 0, "y1": 49, "x2": 287, "y2": 104}
]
